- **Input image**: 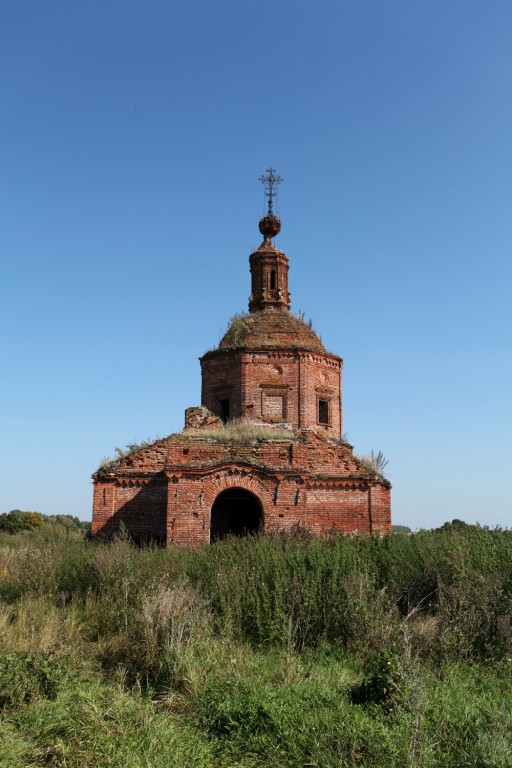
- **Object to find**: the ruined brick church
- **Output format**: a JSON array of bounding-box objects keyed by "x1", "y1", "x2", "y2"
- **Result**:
[{"x1": 92, "y1": 170, "x2": 391, "y2": 545}]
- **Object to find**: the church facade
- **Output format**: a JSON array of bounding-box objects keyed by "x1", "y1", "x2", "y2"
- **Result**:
[{"x1": 92, "y1": 176, "x2": 391, "y2": 545}]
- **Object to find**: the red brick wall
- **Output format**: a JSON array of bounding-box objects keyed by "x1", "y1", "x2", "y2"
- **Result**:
[
  {"x1": 163, "y1": 471, "x2": 386, "y2": 547},
  {"x1": 92, "y1": 440, "x2": 168, "y2": 541},
  {"x1": 240, "y1": 350, "x2": 299, "y2": 424},
  {"x1": 92, "y1": 476, "x2": 167, "y2": 543},
  {"x1": 93, "y1": 417, "x2": 390, "y2": 546},
  {"x1": 166, "y1": 473, "x2": 274, "y2": 547},
  {"x1": 93, "y1": 431, "x2": 391, "y2": 545},
  {"x1": 92, "y1": 481, "x2": 116, "y2": 536},
  {"x1": 369, "y1": 485, "x2": 392, "y2": 535},
  {"x1": 297, "y1": 355, "x2": 342, "y2": 438},
  {"x1": 202, "y1": 348, "x2": 342, "y2": 438},
  {"x1": 201, "y1": 353, "x2": 242, "y2": 421}
]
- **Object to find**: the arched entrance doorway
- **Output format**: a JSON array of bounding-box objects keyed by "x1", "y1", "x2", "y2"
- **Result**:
[{"x1": 210, "y1": 488, "x2": 263, "y2": 542}]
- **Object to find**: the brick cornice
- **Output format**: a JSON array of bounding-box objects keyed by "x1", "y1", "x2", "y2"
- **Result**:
[
  {"x1": 94, "y1": 469, "x2": 166, "y2": 482},
  {"x1": 201, "y1": 346, "x2": 342, "y2": 366},
  {"x1": 165, "y1": 460, "x2": 300, "y2": 482}
]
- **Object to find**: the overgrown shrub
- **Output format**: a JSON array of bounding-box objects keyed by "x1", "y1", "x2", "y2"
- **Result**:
[
  {"x1": 0, "y1": 649, "x2": 70, "y2": 709},
  {"x1": 187, "y1": 533, "x2": 397, "y2": 653},
  {"x1": 99, "y1": 578, "x2": 212, "y2": 689},
  {"x1": 0, "y1": 510, "x2": 43, "y2": 534}
]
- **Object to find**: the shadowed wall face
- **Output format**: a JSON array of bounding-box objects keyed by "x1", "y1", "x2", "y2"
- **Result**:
[{"x1": 92, "y1": 476, "x2": 167, "y2": 544}]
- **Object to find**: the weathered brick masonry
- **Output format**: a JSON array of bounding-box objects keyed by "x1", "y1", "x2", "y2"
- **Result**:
[{"x1": 92, "y1": 203, "x2": 391, "y2": 544}]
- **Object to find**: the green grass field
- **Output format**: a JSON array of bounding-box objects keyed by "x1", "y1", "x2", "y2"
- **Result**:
[{"x1": 1, "y1": 523, "x2": 511, "y2": 767}]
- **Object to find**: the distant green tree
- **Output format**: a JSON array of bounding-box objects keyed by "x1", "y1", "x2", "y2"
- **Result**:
[
  {"x1": 45, "y1": 514, "x2": 91, "y2": 530},
  {"x1": 436, "y1": 518, "x2": 477, "y2": 532},
  {"x1": 0, "y1": 510, "x2": 43, "y2": 533},
  {"x1": 391, "y1": 525, "x2": 411, "y2": 533}
]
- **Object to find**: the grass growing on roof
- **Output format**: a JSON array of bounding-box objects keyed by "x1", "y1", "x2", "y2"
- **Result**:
[{"x1": 186, "y1": 418, "x2": 295, "y2": 442}]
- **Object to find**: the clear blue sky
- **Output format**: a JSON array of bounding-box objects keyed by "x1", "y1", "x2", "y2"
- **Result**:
[{"x1": 1, "y1": 1, "x2": 511, "y2": 529}]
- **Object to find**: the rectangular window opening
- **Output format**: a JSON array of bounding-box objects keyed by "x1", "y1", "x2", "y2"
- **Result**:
[
  {"x1": 318, "y1": 399, "x2": 329, "y2": 425},
  {"x1": 220, "y1": 398, "x2": 230, "y2": 424}
]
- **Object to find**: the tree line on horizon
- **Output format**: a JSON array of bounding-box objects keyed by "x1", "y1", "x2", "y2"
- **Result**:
[{"x1": 0, "y1": 509, "x2": 91, "y2": 534}]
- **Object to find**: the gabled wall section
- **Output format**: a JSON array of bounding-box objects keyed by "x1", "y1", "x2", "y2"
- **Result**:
[{"x1": 92, "y1": 432, "x2": 391, "y2": 546}]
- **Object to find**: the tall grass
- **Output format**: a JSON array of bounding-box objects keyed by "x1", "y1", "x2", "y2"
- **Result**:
[
  {"x1": 186, "y1": 418, "x2": 295, "y2": 441},
  {"x1": 1, "y1": 523, "x2": 511, "y2": 766}
]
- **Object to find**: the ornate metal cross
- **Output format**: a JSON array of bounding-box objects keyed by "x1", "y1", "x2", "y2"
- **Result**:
[{"x1": 258, "y1": 167, "x2": 284, "y2": 215}]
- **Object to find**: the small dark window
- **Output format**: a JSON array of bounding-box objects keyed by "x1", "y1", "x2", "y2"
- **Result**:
[
  {"x1": 220, "y1": 398, "x2": 230, "y2": 423},
  {"x1": 270, "y1": 270, "x2": 276, "y2": 290},
  {"x1": 318, "y1": 399, "x2": 329, "y2": 425}
]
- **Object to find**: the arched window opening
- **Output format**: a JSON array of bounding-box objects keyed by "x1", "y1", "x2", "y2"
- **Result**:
[
  {"x1": 210, "y1": 488, "x2": 262, "y2": 541},
  {"x1": 270, "y1": 270, "x2": 276, "y2": 290}
]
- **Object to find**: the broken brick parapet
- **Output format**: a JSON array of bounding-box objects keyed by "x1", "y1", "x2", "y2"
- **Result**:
[
  {"x1": 184, "y1": 406, "x2": 222, "y2": 431},
  {"x1": 93, "y1": 438, "x2": 168, "y2": 480}
]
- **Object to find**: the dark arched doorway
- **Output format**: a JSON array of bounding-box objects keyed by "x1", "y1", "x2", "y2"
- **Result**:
[{"x1": 210, "y1": 488, "x2": 263, "y2": 542}]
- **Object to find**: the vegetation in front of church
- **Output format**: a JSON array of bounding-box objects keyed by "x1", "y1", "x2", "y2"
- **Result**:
[{"x1": 1, "y1": 522, "x2": 511, "y2": 767}]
